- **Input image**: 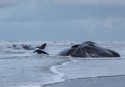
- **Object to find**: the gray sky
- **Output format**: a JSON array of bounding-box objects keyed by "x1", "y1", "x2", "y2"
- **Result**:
[{"x1": 0, "y1": 0, "x2": 125, "y2": 41}]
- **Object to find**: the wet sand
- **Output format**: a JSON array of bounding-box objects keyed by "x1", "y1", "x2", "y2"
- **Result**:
[{"x1": 43, "y1": 75, "x2": 125, "y2": 87}]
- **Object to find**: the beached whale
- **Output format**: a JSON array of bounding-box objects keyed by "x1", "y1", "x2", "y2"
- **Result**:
[
  {"x1": 33, "y1": 43, "x2": 49, "y2": 55},
  {"x1": 58, "y1": 41, "x2": 120, "y2": 57}
]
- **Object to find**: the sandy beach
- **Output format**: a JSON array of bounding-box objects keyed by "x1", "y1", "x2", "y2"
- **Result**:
[{"x1": 43, "y1": 75, "x2": 125, "y2": 87}]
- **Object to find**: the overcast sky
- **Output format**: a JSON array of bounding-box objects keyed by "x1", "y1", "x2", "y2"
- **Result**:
[{"x1": 0, "y1": 0, "x2": 125, "y2": 41}]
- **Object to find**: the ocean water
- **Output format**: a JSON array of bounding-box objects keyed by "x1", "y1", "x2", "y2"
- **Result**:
[{"x1": 0, "y1": 41, "x2": 125, "y2": 87}]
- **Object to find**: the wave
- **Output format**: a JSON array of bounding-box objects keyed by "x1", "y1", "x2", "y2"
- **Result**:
[{"x1": 55, "y1": 57, "x2": 125, "y2": 81}]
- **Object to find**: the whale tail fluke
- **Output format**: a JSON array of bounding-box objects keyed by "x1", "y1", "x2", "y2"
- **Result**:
[
  {"x1": 33, "y1": 50, "x2": 49, "y2": 55},
  {"x1": 36, "y1": 43, "x2": 47, "y2": 50}
]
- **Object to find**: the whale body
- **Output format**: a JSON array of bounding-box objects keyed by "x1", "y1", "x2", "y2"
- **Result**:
[{"x1": 58, "y1": 41, "x2": 120, "y2": 57}]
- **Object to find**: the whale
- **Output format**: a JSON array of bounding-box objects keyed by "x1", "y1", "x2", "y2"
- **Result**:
[
  {"x1": 33, "y1": 43, "x2": 48, "y2": 55},
  {"x1": 58, "y1": 41, "x2": 120, "y2": 57}
]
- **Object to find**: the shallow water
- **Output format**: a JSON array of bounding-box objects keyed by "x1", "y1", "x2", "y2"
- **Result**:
[{"x1": 0, "y1": 41, "x2": 125, "y2": 87}]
